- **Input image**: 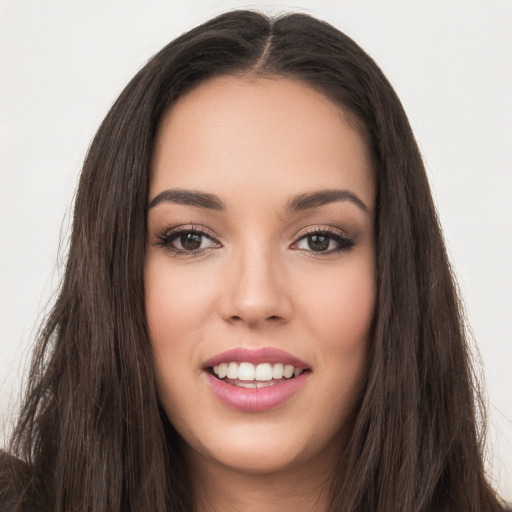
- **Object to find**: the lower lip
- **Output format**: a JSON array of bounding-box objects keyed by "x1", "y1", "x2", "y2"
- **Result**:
[{"x1": 204, "y1": 372, "x2": 309, "y2": 412}]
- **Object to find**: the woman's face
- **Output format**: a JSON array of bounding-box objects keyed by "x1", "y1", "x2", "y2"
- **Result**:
[{"x1": 145, "y1": 76, "x2": 376, "y2": 476}]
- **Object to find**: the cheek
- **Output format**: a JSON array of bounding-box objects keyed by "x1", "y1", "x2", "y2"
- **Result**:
[
  {"x1": 145, "y1": 257, "x2": 217, "y2": 345},
  {"x1": 299, "y1": 259, "x2": 375, "y2": 404},
  {"x1": 302, "y1": 260, "x2": 375, "y2": 345},
  {"x1": 144, "y1": 257, "x2": 217, "y2": 401}
]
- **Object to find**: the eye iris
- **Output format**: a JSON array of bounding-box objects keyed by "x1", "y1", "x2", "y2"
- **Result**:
[
  {"x1": 307, "y1": 234, "x2": 330, "y2": 252},
  {"x1": 180, "y1": 233, "x2": 202, "y2": 251}
]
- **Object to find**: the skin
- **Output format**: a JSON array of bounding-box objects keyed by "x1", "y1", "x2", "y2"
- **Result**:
[{"x1": 145, "y1": 76, "x2": 376, "y2": 512}]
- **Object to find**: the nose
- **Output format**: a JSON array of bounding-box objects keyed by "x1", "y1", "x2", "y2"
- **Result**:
[{"x1": 219, "y1": 244, "x2": 292, "y2": 328}]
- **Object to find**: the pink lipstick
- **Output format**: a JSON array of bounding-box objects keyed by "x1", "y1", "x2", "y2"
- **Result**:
[
  {"x1": 203, "y1": 347, "x2": 310, "y2": 412},
  {"x1": 203, "y1": 347, "x2": 308, "y2": 368}
]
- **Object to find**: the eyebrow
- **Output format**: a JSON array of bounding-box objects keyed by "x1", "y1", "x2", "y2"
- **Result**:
[
  {"x1": 286, "y1": 189, "x2": 369, "y2": 213},
  {"x1": 147, "y1": 188, "x2": 368, "y2": 213},
  {"x1": 148, "y1": 189, "x2": 224, "y2": 210}
]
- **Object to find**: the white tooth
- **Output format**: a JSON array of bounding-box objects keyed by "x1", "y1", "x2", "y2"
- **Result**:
[
  {"x1": 293, "y1": 368, "x2": 303, "y2": 377},
  {"x1": 283, "y1": 365, "x2": 294, "y2": 378},
  {"x1": 213, "y1": 365, "x2": 219, "y2": 375},
  {"x1": 272, "y1": 363, "x2": 284, "y2": 379},
  {"x1": 255, "y1": 363, "x2": 273, "y2": 381},
  {"x1": 238, "y1": 362, "x2": 255, "y2": 381},
  {"x1": 217, "y1": 363, "x2": 228, "y2": 379},
  {"x1": 227, "y1": 362, "x2": 238, "y2": 379},
  {"x1": 234, "y1": 381, "x2": 257, "y2": 388},
  {"x1": 230, "y1": 380, "x2": 278, "y2": 388}
]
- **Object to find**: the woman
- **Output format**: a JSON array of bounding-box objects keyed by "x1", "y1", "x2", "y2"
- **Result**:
[{"x1": 1, "y1": 10, "x2": 508, "y2": 512}]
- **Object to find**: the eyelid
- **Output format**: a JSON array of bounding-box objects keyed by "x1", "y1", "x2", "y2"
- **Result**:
[
  {"x1": 290, "y1": 224, "x2": 355, "y2": 253},
  {"x1": 291, "y1": 224, "x2": 348, "y2": 241},
  {"x1": 154, "y1": 224, "x2": 222, "y2": 255},
  {"x1": 160, "y1": 224, "x2": 219, "y2": 241},
  {"x1": 153, "y1": 223, "x2": 354, "y2": 256}
]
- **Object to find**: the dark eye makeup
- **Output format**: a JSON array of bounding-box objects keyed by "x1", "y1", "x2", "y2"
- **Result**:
[
  {"x1": 153, "y1": 224, "x2": 355, "y2": 257},
  {"x1": 291, "y1": 225, "x2": 356, "y2": 253},
  {"x1": 154, "y1": 225, "x2": 221, "y2": 257}
]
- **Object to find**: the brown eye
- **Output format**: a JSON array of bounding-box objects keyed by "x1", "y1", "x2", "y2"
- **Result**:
[
  {"x1": 169, "y1": 231, "x2": 219, "y2": 252},
  {"x1": 307, "y1": 234, "x2": 330, "y2": 252},
  {"x1": 291, "y1": 229, "x2": 355, "y2": 254},
  {"x1": 179, "y1": 233, "x2": 203, "y2": 251},
  {"x1": 156, "y1": 228, "x2": 221, "y2": 254}
]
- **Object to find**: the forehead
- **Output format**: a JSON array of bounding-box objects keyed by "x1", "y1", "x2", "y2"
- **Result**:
[{"x1": 150, "y1": 76, "x2": 374, "y2": 210}]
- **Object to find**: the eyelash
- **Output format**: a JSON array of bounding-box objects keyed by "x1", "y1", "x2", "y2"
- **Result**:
[
  {"x1": 154, "y1": 224, "x2": 355, "y2": 257},
  {"x1": 291, "y1": 226, "x2": 356, "y2": 254},
  {"x1": 154, "y1": 225, "x2": 221, "y2": 258}
]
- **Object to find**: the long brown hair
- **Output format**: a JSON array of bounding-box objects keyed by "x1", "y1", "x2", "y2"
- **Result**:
[{"x1": 1, "y1": 10, "x2": 508, "y2": 512}]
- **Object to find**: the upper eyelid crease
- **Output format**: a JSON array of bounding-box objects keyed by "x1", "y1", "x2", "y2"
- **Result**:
[
  {"x1": 155, "y1": 225, "x2": 353, "y2": 255},
  {"x1": 296, "y1": 225, "x2": 346, "y2": 236},
  {"x1": 155, "y1": 224, "x2": 350, "y2": 244},
  {"x1": 157, "y1": 225, "x2": 219, "y2": 241}
]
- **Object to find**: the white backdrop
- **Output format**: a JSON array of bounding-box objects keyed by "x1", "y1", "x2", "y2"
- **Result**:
[{"x1": 1, "y1": 0, "x2": 511, "y2": 500}]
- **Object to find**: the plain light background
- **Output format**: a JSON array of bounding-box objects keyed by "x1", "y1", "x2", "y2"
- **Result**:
[{"x1": 1, "y1": 0, "x2": 511, "y2": 500}]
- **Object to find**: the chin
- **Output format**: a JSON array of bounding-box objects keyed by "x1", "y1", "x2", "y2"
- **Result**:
[
  {"x1": 193, "y1": 442, "x2": 308, "y2": 476},
  {"x1": 177, "y1": 410, "x2": 349, "y2": 477}
]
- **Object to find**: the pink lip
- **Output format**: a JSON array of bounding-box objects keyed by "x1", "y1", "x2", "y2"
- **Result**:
[
  {"x1": 203, "y1": 347, "x2": 310, "y2": 412},
  {"x1": 204, "y1": 372, "x2": 309, "y2": 412},
  {"x1": 203, "y1": 347, "x2": 309, "y2": 368}
]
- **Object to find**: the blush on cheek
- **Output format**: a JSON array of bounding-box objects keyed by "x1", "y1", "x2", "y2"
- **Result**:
[{"x1": 310, "y1": 281, "x2": 375, "y2": 341}]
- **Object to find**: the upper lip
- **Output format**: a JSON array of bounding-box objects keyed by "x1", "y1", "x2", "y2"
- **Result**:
[{"x1": 203, "y1": 347, "x2": 309, "y2": 369}]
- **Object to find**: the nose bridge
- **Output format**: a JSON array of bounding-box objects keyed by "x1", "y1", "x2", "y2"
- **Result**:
[{"x1": 221, "y1": 237, "x2": 290, "y2": 326}]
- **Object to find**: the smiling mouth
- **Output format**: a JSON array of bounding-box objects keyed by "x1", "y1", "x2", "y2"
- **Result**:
[
  {"x1": 208, "y1": 362, "x2": 310, "y2": 388},
  {"x1": 204, "y1": 352, "x2": 311, "y2": 411}
]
